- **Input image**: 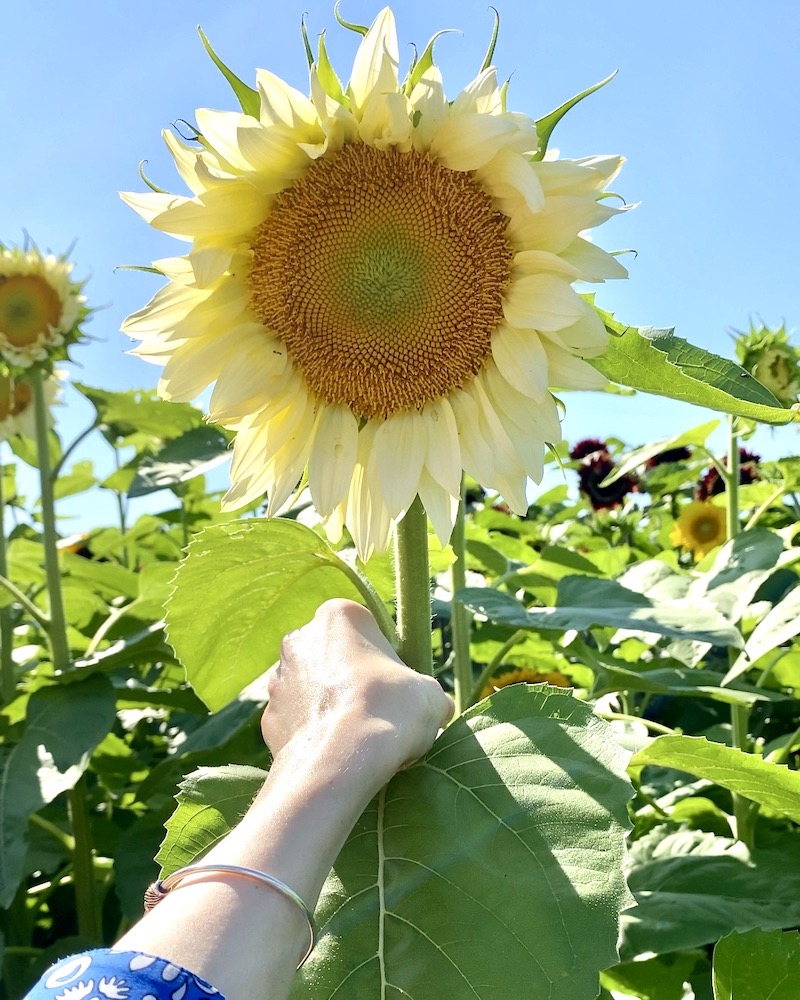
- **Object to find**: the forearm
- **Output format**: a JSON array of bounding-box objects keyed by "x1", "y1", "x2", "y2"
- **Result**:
[{"x1": 117, "y1": 730, "x2": 385, "y2": 1000}]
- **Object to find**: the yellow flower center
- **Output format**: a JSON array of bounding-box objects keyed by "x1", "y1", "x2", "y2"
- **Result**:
[
  {"x1": 0, "y1": 377, "x2": 32, "y2": 421},
  {"x1": 248, "y1": 144, "x2": 512, "y2": 419},
  {"x1": 0, "y1": 275, "x2": 63, "y2": 347}
]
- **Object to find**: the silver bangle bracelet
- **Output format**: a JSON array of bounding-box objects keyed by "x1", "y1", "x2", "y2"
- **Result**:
[{"x1": 144, "y1": 863, "x2": 316, "y2": 968}]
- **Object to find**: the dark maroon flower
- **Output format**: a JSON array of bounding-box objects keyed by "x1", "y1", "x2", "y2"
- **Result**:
[
  {"x1": 646, "y1": 446, "x2": 692, "y2": 469},
  {"x1": 570, "y1": 438, "x2": 609, "y2": 461},
  {"x1": 696, "y1": 448, "x2": 761, "y2": 501},
  {"x1": 577, "y1": 452, "x2": 638, "y2": 510}
]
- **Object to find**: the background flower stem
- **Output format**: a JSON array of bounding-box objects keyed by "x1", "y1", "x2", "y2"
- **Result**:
[
  {"x1": 450, "y1": 487, "x2": 473, "y2": 713},
  {"x1": 32, "y1": 367, "x2": 102, "y2": 940},
  {"x1": 393, "y1": 495, "x2": 433, "y2": 675},
  {"x1": 0, "y1": 452, "x2": 15, "y2": 704},
  {"x1": 725, "y1": 415, "x2": 754, "y2": 846}
]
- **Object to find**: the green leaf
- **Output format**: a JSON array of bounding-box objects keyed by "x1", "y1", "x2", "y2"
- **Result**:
[
  {"x1": 197, "y1": 26, "x2": 260, "y2": 118},
  {"x1": 156, "y1": 764, "x2": 268, "y2": 874},
  {"x1": 293, "y1": 686, "x2": 632, "y2": 999},
  {"x1": 128, "y1": 426, "x2": 230, "y2": 497},
  {"x1": 316, "y1": 31, "x2": 345, "y2": 104},
  {"x1": 73, "y1": 384, "x2": 204, "y2": 441},
  {"x1": 0, "y1": 675, "x2": 116, "y2": 906},
  {"x1": 9, "y1": 428, "x2": 61, "y2": 469},
  {"x1": 724, "y1": 583, "x2": 800, "y2": 685},
  {"x1": 602, "y1": 953, "x2": 700, "y2": 1000},
  {"x1": 157, "y1": 687, "x2": 633, "y2": 1000},
  {"x1": 458, "y1": 576, "x2": 744, "y2": 648},
  {"x1": 632, "y1": 735, "x2": 800, "y2": 823},
  {"x1": 333, "y1": 1, "x2": 368, "y2": 36},
  {"x1": 713, "y1": 928, "x2": 800, "y2": 1000},
  {"x1": 166, "y1": 519, "x2": 362, "y2": 710},
  {"x1": 533, "y1": 71, "x2": 618, "y2": 160},
  {"x1": 591, "y1": 317, "x2": 796, "y2": 425},
  {"x1": 621, "y1": 828, "x2": 800, "y2": 960},
  {"x1": 479, "y1": 7, "x2": 501, "y2": 71},
  {"x1": 53, "y1": 459, "x2": 96, "y2": 500},
  {"x1": 592, "y1": 663, "x2": 784, "y2": 707},
  {"x1": 604, "y1": 420, "x2": 719, "y2": 487}
]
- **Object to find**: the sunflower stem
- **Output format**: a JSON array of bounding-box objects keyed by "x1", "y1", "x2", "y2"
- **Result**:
[
  {"x1": 393, "y1": 495, "x2": 433, "y2": 675},
  {"x1": 32, "y1": 368, "x2": 101, "y2": 940},
  {"x1": 332, "y1": 558, "x2": 399, "y2": 650},
  {"x1": 450, "y1": 487, "x2": 473, "y2": 713},
  {"x1": 0, "y1": 453, "x2": 15, "y2": 705},
  {"x1": 725, "y1": 415, "x2": 754, "y2": 845}
]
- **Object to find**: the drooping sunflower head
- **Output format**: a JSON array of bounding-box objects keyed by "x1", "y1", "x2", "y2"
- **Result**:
[
  {"x1": 0, "y1": 244, "x2": 87, "y2": 372},
  {"x1": 0, "y1": 370, "x2": 61, "y2": 441},
  {"x1": 122, "y1": 8, "x2": 629, "y2": 558},
  {"x1": 735, "y1": 321, "x2": 800, "y2": 405},
  {"x1": 670, "y1": 500, "x2": 727, "y2": 560}
]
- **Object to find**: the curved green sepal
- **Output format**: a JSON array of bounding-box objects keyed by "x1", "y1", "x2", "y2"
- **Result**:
[
  {"x1": 334, "y1": 2, "x2": 368, "y2": 36},
  {"x1": 197, "y1": 26, "x2": 260, "y2": 119},
  {"x1": 300, "y1": 14, "x2": 314, "y2": 70},
  {"x1": 480, "y1": 7, "x2": 500, "y2": 72},
  {"x1": 317, "y1": 30, "x2": 346, "y2": 105},
  {"x1": 404, "y1": 29, "x2": 457, "y2": 95},
  {"x1": 138, "y1": 161, "x2": 168, "y2": 195},
  {"x1": 533, "y1": 70, "x2": 617, "y2": 160},
  {"x1": 590, "y1": 309, "x2": 797, "y2": 426}
]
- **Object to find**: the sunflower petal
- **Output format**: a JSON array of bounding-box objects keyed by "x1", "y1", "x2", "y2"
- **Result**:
[
  {"x1": 349, "y1": 8, "x2": 400, "y2": 116},
  {"x1": 308, "y1": 403, "x2": 359, "y2": 514}
]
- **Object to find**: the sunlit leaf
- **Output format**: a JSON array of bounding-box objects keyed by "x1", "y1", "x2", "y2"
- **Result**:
[{"x1": 713, "y1": 927, "x2": 800, "y2": 1000}]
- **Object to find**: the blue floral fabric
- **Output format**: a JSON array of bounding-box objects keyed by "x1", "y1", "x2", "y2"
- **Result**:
[{"x1": 25, "y1": 950, "x2": 224, "y2": 1000}]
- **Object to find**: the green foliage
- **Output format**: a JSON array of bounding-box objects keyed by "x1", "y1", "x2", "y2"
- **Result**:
[
  {"x1": 713, "y1": 928, "x2": 800, "y2": 999},
  {"x1": 592, "y1": 315, "x2": 795, "y2": 425},
  {"x1": 166, "y1": 519, "x2": 362, "y2": 709}
]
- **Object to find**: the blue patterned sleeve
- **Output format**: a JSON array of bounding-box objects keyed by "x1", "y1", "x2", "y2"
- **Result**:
[{"x1": 25, "y1": 949, "x2": 225, "y2": 1000}]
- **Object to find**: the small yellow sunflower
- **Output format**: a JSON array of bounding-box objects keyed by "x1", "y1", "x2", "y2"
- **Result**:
[
  {"x1": 0, "y1": 246, "x2": 86, "y2": 370},
  {"x1": 122, "y1": 8, "x2": 629, "y2": 558},
  {"x1": 670, "y1": 500, "x2": 727, "y2": 560},
  {"x1": 480, "y1": 665, "x2": 571, "y2": 700}
]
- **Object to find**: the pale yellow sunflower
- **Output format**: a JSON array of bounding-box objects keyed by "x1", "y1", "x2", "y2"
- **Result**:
[
  {"x1": 122, "y1": 8, "x2": 628, "y2": 558},
  {"x1": 0, "y1": 371, "x2": 61, "y2": 441},
  {"x1": 670, "y1": 500, "x2": 727, "y2": 560},
  {"x1": 480, "y1": 665, "x2": 571, "y2": 700},
  {"x1": 0, "y1": 247, "x2": 85, "y2": 370}
]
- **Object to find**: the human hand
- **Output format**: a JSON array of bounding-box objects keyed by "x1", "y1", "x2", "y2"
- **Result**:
[{"x1": 262, "y1": 599, "x2": 454, "y2": 787}]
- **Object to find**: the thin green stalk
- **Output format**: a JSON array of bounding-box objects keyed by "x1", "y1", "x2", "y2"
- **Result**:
[
  {"x1": 332, "y1": 558, "x2": 399, "y2": 650},
  {"x1": 393, "y1": 495, "x2": 433, "y2": 674},
  {"x1": 67, "y1": 780, "x2": 102, "y2": 940},
  {"x1": 450, "y1": 489, "x2": 473, "y2": 714},
  {"x1": 51, "y1": 420, "x2": 98, "y2": 480},
  {"x1": 32, "y1": 370, "x2": 69, "y2": 672},
  {"x1": 596, "y1": 712, "x2": 676, "y2": 736},
  {"x1": 29, "y1": 811, "x2": 75, "y2": 852},
  {"x1": 724, "y1": 417, "x2": 753, "y2": 845},
  {"x1": 0, "y1": 573, "x2": 51, "y2": 632},
  {"x1": 0, "y1": 457, "x2": 15, "y2": 704},
  {"x1": 767, "y1": 722, "x2": 800, "y2": 766},
  {"x1": 725, "y1": 416, "x2": 741, "y2": 542},
  {"x1": 32, "y1": 368, "x2": 101, "y2": 940},
  {"x1": 469, "y1": 629, "x2": 526, "y2": 707}
]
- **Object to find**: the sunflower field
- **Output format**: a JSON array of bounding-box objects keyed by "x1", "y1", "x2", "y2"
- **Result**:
[{"x1": 3, "y1": 6, "x2": 800, "y2": 1000}]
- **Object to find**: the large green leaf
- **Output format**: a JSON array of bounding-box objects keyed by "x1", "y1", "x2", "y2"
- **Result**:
[
  {"x1": 602, "y1": 953, "x2": 699, "y2": 1000},
  {"x1": 0, "y1": 675, "x2": 116, "y2": 906},
  {"x1": 458, "y1": 576, "x2": 744, "y2": 648},
  {"x1": 128, "y1": 425, "x2": 230, "y2": 497},
  {"x1": 620, "y1": 828, "x2": 800, "y2": 960},
  {"x1": 724, "y1": 583, "x2": 800, "y2": 685},
  {"x1": 166, "y1": 519, "x2": 362, "y2": 710},
  {"x1": 713, "y1": 928, "x2": 800, "y2": 1000},
  {"x1": 590, "y1": 317, "x2": 795, "y2": 425},
  {"x1": 156, "y1": 688, "x2": 633, "y2": 1000},
  {"x1": 73, "y1": 383, "x2": 204, "y2": 441},
  {"x1": 632, "y1": 735, "x2": 800, "y2": 824},
  {"x1": 294, "y1": 686, "x2": 632, "y2": 999}
]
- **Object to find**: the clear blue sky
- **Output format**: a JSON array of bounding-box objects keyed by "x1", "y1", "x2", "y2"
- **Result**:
[{"x1": 2, "y1": 1, "x2": 798, "y2": 522}]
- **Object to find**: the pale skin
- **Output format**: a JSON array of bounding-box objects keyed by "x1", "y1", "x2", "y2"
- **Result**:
[{"x1": 117, "y1": 599, "x2": 454, "y2": 1000}]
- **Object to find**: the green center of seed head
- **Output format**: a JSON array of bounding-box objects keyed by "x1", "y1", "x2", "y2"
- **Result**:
[{"x1": 346, "y1": 226, "x2": 426, "y2": 327}]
